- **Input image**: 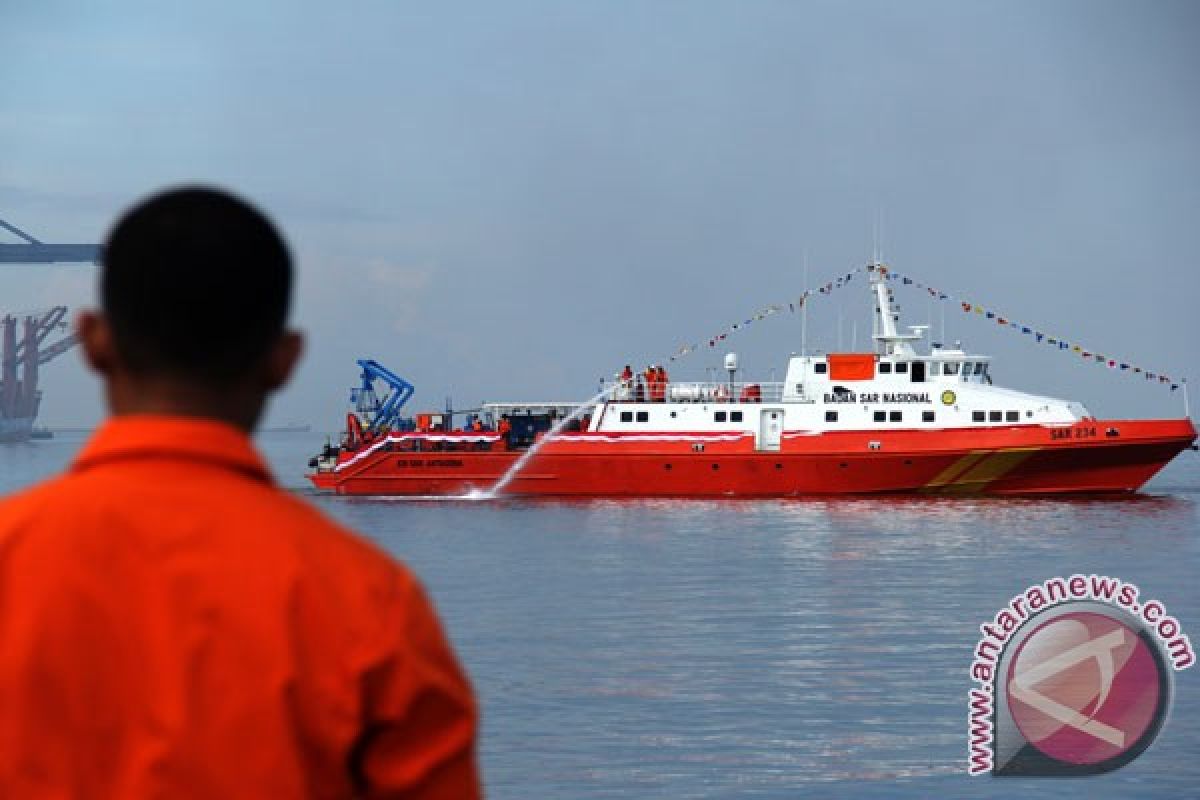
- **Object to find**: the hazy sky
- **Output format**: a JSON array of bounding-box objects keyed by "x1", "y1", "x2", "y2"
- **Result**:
[{"x1": 2, "y1": 0, "x2": 1198, "y2": 432}]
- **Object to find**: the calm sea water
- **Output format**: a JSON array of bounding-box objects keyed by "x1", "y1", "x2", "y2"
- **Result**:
[{"x1": 2, "y1": 430, "x2": 1198, "y2": 798}]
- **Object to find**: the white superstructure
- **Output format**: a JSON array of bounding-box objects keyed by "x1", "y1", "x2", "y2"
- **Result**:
[{"x1": 587, "y1": 264, "x2": 1089, "y2": 447}]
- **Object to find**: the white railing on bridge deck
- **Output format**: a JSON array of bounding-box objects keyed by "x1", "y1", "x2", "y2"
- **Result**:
[{"x1": 601, "y1": 379, "x2": 787, "y2": 404}]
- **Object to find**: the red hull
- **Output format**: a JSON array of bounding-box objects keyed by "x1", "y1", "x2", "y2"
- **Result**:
[{"x1": 309, "y1": 419, "x2": 1196, "y2": 497}]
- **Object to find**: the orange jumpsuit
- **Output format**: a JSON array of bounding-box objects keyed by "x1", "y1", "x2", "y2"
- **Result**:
[{"x1": 0, "y1": 416, "x2": 480, "y2": 799}]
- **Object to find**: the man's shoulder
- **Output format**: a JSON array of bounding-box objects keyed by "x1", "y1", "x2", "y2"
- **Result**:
[
  {"x1": 0, "y1": 468, "x2": 412, "y2": 590},
  {"x1": 266, "y1": 489, "x2": 409, "y2": 580},
  {"x1": 0, "y1": 473, "x2": 76, "y2": 529}
]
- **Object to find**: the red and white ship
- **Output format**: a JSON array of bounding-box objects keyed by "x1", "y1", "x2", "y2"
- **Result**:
[{"x1": 308, "y1": 266, "x2": 1196, "y2": 496}]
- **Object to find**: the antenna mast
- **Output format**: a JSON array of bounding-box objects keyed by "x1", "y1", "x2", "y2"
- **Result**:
[{"x1": 801, "y1": 249, "x2": 809, "y2": 357}]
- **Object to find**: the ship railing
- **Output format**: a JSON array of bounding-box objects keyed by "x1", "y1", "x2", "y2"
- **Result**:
[{"x1": 601, "y1": 379, "x2": 786, "y2": 404}]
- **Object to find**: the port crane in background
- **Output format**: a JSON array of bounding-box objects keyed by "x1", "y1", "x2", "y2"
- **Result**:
[
  {"x1": 0, "y1": 215, "x2": 99, "y2": 441},
  {"x1": 0, "y1": 217, "x2": 100, "y2": 264}
]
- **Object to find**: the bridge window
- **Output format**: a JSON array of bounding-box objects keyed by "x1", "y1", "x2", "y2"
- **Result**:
[
  {"x1": 715, "y1": 411, "x2": 727, "y2": 422},
  {"x1": 874, "y1": 411, "x2": 886, "y2": 422},
  {"x1": 814, "y1": 362, "x2": 828, "y2": 374},
  {"x1": 1005, "y1": 411, "x2": 1019, "y2": 422},
  {"x1": 620, "y1": 411, "x2": 633, "y2": 422},
  {"x1": 974, "y1": 363, "x2": 985, "y2": 375},
  {"x1": 972, "y1": 411, "x2": 986, "y2": 422},
  {"x1": 879, "y1": 362, "x2": 892, "y2": 374},
  {"x1": 962, "y1": 362, "x2": 973, "y2": 376},
  {"x1": 889, "y1": 411, "x2": 902, "y2": 422},
  {"x1": 923, "y1": 411, "x2": 936, "y2": 422},
  {"x1": 731, "y1": 411, "x2": 743, "y2": 422},
  {"x1": 825, "y1": 411, "x2": 838, "y2": 422},
  {"x1": 943, "y1": 362, "x2": 959, "y2": 375}
]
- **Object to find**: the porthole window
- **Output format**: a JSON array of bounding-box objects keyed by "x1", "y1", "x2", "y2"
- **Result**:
[
  {"x1": 814, "y1": 362, "x2": 828, "y2": 374},
  {"x1": 889, "y1": 411, "x2": 902, "y2": 422},
  {"x1": 1005, "y1": 411, "x2": 1019, "y2": 422},
  {"x1": 895, "y1": 362, "x2": 909, "y2": 374},
  {"x1": 873, "y1": 411, "x2": 886, "y2": 422},
  {"x1": 972, "y1": 411, "x2": 985, "y2": 422},
  {"x1": 825, "y1": 411, "x2": 838, "y2": 422},
  {"x1": 731, "y1": 411, "x2": 743, "y2": 422},
  {"x1": 636, "y1": 411, "x2": 649, "y2": 423},
  {"x1": 879, "y1": 362, "x2": 892, "y2": 374},
  {"x1": 989, "y1": 411, "x2": 1002, "y2": 422},
  {"x1": 922, "y1": 411, "x2": 935, "y2": 422},
  {"x1": 620, "y1": 411, "x2": 633, "y2": 422},
  {"x1": 715, "y1": 411, "x2": 727, "y2": 422}
]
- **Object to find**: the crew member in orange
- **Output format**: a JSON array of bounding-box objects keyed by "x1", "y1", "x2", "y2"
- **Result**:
[
  {"x1": 615, "y1": 364, "x2": 634, "y2": 402},
  {"x1": 498, "y1": 415, "x2": 512, "y2": 437},
  {"x1": 656, "y1": 365, "x2": 668, "y2": 401},
  {"x1": 644, "y1": 365, "x2": 657, "y2": 402},
  {"x1": 0, "y1": 188, "x2": 480, "y2": 799},
  {"x1": 471, "y1": 416, "x2": 484, "y2": 432}
]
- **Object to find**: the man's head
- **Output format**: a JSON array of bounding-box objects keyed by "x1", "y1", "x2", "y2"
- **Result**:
[{"x1": 81, "y1": 187, "x2": 303, "y2": 430}]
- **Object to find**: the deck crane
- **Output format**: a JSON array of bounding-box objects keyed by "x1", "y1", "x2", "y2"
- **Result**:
[{"x1": 350, "y1": 358, "x2": 416, "y2": 436}]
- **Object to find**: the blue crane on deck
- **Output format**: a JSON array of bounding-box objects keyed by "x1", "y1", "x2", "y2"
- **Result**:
[{"x1": 351, "y1": 359, "x2": 416, "y2": 435}]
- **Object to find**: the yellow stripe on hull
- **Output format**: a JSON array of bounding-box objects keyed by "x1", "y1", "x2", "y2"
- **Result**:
[
  {"x1": 924, "y1": 448, "x2": 1041, "y2": 493},
  {"x1": 922, "y1": 451, "x2": 990, "y2": 490}
]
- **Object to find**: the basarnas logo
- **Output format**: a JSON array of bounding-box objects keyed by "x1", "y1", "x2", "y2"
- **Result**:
[{"x1": 967, "y1": 575, "x2": 1193, "y2": 776}]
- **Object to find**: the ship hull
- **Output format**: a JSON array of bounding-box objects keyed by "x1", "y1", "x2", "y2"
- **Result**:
[{"x1": 309, "y1": 419, "x2": 1196, "y2": 497}]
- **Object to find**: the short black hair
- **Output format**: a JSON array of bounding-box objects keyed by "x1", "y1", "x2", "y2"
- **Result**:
[{"x1": 102, "y1": 187, "x2": 292, "y2": 382}]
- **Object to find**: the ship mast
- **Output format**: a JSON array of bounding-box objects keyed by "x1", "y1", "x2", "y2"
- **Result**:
[{"x1": 869, "y1": 263, "x2": 924, "y2": 357}]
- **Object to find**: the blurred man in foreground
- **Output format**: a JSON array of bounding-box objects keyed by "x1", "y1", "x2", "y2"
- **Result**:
[{"x1": 0, "y1": 187, "x2": 481, "y2": 798}]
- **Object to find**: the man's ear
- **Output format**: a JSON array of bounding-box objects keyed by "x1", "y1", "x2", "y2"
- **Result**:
[
  {"x1": 77, "y1": 310, "x2": 118, "y2": 377},
  {"x1": 262, "y1": 330, "x2": 304, "y2": 391}
]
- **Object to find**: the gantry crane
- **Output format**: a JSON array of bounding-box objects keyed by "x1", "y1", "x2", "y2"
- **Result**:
[
  {"x1": 0, "y1": 215, "x2": 98, "y2": 440},
  {"x1": 0, "y1": 217, "x2": 100, "y2": 264}
]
